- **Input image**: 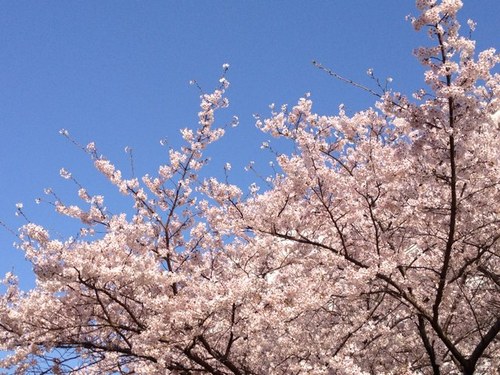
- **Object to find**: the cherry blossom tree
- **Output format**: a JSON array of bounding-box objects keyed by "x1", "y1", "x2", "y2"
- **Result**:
[{"x1": 1, "y1": 1, "x2": 498, "y2": 374}]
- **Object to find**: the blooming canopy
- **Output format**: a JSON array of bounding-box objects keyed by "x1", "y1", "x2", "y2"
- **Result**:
[{"x1": 1, "y1": 1, "x2": 499, "y2": 374}]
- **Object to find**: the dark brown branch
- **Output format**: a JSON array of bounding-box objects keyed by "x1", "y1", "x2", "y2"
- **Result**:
[
  {"x1": 432, "y1": 28, "x2": 458, "y2": 324},
  {"x1": 466, "y1": 317, "x2": 500, "y2": 373},
  {"x1": 418, "y1": 315, "x2": 441, "y2": 375}
]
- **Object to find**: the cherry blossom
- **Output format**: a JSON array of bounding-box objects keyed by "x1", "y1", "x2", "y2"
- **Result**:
[{"x1": 1, "y1": 4, "x2": 498, "y2": 375}]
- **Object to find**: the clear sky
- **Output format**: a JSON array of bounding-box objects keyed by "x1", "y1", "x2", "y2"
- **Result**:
[{"x1": 1, "y1": 1, "x2": 499, "y2": 290}]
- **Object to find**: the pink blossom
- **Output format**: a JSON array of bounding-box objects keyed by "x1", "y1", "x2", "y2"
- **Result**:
[{"x1": 1, "y1": 3, "x2": 499, "y2": 374}]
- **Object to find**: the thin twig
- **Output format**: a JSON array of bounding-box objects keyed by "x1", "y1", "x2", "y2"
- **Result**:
[{"x1": 312, "y1": 61, "x2": 383, "y2": 99}]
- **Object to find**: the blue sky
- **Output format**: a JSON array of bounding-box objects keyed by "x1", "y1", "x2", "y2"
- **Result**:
[{"x1": 1, "y1": 1, "x2": 499, "y2": 290}]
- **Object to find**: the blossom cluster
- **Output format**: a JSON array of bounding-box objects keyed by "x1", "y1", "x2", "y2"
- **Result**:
[{"x1": 1, "y1": 7, "x2": 499, "y2": 375}]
